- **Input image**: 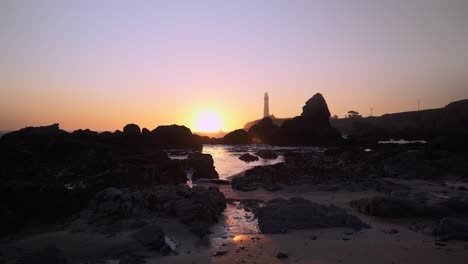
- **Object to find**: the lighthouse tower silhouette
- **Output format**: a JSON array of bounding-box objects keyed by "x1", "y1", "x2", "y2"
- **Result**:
[{"x1": 263, "y1": 92, "x2": 269, "y2": 118}]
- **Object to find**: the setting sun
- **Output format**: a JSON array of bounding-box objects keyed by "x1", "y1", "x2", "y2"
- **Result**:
[{"x1": 194, "y1": 112, "x2": 222, "y2": 132}]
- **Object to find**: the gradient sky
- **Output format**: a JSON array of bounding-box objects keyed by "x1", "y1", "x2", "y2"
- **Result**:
[{"x1": 1, "y1": 0, "x2": 467, "y2": 132}]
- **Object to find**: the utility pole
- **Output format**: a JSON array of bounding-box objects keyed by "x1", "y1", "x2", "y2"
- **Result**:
[
  {"x1": 370, "y1": 107, "x2": 373, "y2": 117},
  {"x1": 418, "y1": 99, "x2": 420, "y2": 112}
]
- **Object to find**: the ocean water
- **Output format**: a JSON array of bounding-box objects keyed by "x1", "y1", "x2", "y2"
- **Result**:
[{"x1": 168, "y1": 144, "x2": 323, "y2": 180}]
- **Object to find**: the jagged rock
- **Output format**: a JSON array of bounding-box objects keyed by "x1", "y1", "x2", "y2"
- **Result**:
[
  {"x1": 248, "y1": 117, "x2": 279, "y2": 144},
  {"x1": 187, "y1": 153, "x2": 219, "y2": 180},
  {"x1": 349, "y1": 196, "x2": 423, "y2": 217},
  {"x1": 141, "y1": 128, "x2": 151, "y2": 136},
  {"x1": 90, "y1": 188, "x2": 146, "y2": 219},
  {"x1": 2, "y1": 123, "x2": 63, "y2": 140},
  {"x1": 123, "y1": 124, "x2": 141, "y2": 136},
  {"x1": 16, "y1": 245, "x2": 67, "y2": 264},
  {"x1": 239, "y1": 153, "x2": 259, "y2": 162},
  {"x1": 256, "y1": 150, "x2": 278, "y2": 159},
  {"x1": 146, "y1": 185, "x2": 226, "y2": 236},
  {"x1": 71, "y1": 129, "x2": 98, "y2": 137},
  {"x1": 221, "y1": 129, "x2": 250, "y2": 144},
  {"x1": 257, "y1": 197, "x2": 368, "y2": 234},
  {"x1": 350, "y1": 192, "x2": 468, "y2": 218},
  {"x1": 279, "y1": 93, "x2": 342, "y2": 145},
  {"x1": 434, "y1": 217, "x2": 468, "y2": 241},
  {"x1": 231, "y1": 164, "x2": 284, "y2": 192}
]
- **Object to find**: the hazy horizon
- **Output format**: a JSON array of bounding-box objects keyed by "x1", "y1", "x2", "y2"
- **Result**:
[{"x1": 1, "y1": 0, "x2": 467, "y2": 132}]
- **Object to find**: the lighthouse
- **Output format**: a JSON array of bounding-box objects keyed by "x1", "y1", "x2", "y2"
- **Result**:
[{"x1": 263, "y1": 92, "x2": 269, "y2": 117}]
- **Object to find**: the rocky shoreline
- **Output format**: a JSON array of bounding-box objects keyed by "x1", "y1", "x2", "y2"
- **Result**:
[{"x1": 1, "y1": 94, "x2": 468, "y2": 263}]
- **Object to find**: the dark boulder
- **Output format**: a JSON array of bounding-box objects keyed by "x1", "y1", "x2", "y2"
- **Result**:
[
  {"x1": 256, "y1": 150, "x2": 278, "y2": 159},
  {"x1": 158, "y1": 161, "x2": 188, "y2": 185},
  {"x1": 151, "y1": 124, "x2": 191, "y2": 138},
  {"x1": 141, "y1": 128, "x2": 151, "y2": 136},
  {"x1": 123, "y1": 124, "x2": 141, "y2": 136},
  {"x1": 16, "y1": 245, "x2": 67, "y2": 264},
  {"x1": 151, "y1": 125, "x2": 199, "y2": 148},
  {"x1": 257, "y1": 197, "x2": 368, "y2": 234},
  {"x1": 90, "y1": 188, "x2": 146, "y2": 219},
  {"x1": 231, "y1": 164, "x2": 284, "y2": 192},
  {"x1": 71, "y1": 129, "x2": 98, "y2": 137},
  {"x1": 248, "y1": 117, "x2": 279, "y2": 144},
  {"x1": 239, "y1": 153, "x2": 259, "y2": 162},
  {"x1": 2, "y1": 123, "x2": 64, "y2": 140},
  {"x1": 146, "y1": 185, "x2": 226, "y2": 236},
  {"x1": 350, "y1": 192, "x2": 468, "y2": 218},
  {"x1": 349, "y1": 196, "x2": 425, "y2": 217},
  {"x1": 186, "y1": 153, "x2": 219, "y2": 180},
  {"x1": 221, "y1": 129, "x2": 250, "y2": 144},
  {"x1": 434, "y1": 217, "x2": 468, "y2": 241},
  {"x1": 278, "y1": 93, "x2": 342, "y2": 145}
]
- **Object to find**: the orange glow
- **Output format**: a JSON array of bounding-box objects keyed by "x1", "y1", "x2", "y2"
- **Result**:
[{"x1": 233, "y1": 235, "x2": 247, "y2": 242}]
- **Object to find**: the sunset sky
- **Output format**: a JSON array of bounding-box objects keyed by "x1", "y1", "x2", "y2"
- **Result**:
[{"x1": 1, "y1": 0, "x2": 467, "y2": 132}]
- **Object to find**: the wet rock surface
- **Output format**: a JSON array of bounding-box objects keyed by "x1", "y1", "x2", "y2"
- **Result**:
[
  {"x1": 88, "y1": 185, "x2": 227, "y2": 236},
  {"x1": 255, "y1": 150, "x2": 278, "y2": 159},
  {"x1": 239, "y1": 153, "x2": 259, "y2": 162},
  {"x1": 350, "y1": 192, "x2": 468, "y2": 218},
  {"x1": 434, "y1": 217, "x2": 468, "y2": 241},
  {"x1": 186, "y1": 153, "x2": 219, "y2": 180},
  {"x1": 256, "y1": 197, "x2": 369, "y2": 234}
]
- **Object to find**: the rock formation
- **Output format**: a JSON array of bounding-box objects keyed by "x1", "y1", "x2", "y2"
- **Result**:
[
  {"x1": 123, "y1": 123, "x2": 141, "y2": 136},
  {"x1": 278, "y1": 93, "x2": 342, "y2": 145},
  {"x1": 256, "y1": 197, "x2": 369, "y2": 234},
  {"x1": 248, "y1": 117, "x2": 279, "y2": 144},
  {"x1": 221, "y1": 129, "x2": 250, "y2": 144},
  {"x1": 187, "y1": 153, "x2": 219, "y2": 180}
]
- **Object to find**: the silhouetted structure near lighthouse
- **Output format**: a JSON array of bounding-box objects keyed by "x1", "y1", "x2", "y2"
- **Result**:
[{"x1": 264, "y1": 92, "x2": 269, "y2": 117}]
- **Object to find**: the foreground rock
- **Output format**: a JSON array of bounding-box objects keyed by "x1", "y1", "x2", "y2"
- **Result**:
[
  {"x1": 220, "y1": 129, "x2": 250, "y2": 144},
  {"x1": 434, "y1": 217, "x2": 468, "y2": 241},
  {"x1": 0, "y1": 123, "x2": 203, "y2": 235},
  {"x1": 248, "y1": 117, "x2": 279, "y2": 144},
  {"x1": 90, "y1": 188, "x2": 146, "y2": 219},
  {"x1": 89, "y1": 186, "x2": 226, "y2": 236},
  {"x1": 256, "y1": 150, "x2": 278, "y2": 159},
  {"x1": 231, "y1": 164, "x2": 284, "y2": 191},
  {"x1": 350, "y1": 192, "x2": 468, "y2": 218},
  {"x1": 186, "y1": 153, "x2": 219, "y2": 180},
  {"x1": 256, "y1": 197, "x2": 368, "y2": 234},
  {"x1": 239, "y1": 153, "x2": 259, "y2": 162}
]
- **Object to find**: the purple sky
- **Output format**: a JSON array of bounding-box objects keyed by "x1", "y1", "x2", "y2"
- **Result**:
[{"x1": 1, "y1": 0, "x2": 467, "y2": 131}]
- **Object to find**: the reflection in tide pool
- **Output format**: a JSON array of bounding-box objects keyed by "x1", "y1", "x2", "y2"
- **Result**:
[
  {"x1": 168, "y1": 144, "x2": 323, "y2": 180},
  {"x1": 201, "y1": 144, "x2": 288, "y2": 180},
  {"x1": 210, "y1": 201, "x2": 261, "y2": 251}
]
